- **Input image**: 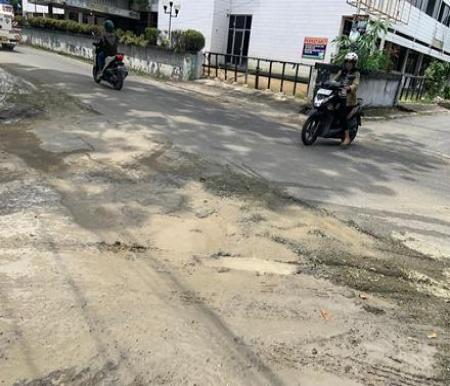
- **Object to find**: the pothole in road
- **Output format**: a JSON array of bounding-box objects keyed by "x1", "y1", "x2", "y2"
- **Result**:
[
  {"x1": 204, "y1": 256, "x2": 300, "y2": 275},
  {"x1": 94, "y1": 240, "x2": 149, "y2": 254}
]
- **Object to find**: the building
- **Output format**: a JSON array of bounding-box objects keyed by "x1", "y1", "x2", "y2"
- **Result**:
[
  {"x1": 157, "y1": 0, "x2": 450, "y2": 75},
  {"x1": 22, "y1": 0, "x2": 64, "y2": 17},
  {"x1": 29, "y1": 0, "x2": 159, "y2": 32}
]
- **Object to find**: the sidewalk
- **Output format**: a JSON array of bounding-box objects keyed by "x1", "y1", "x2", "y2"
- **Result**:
[{"x1": 175, "y1": 78, "x2": 449, "y2": 124}]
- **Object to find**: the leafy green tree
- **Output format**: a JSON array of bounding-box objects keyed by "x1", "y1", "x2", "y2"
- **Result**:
[
  {"x1": 424, "y1": 61, "x2": 450, "y2": 98},
  {"x1": 333, "y1": 20, "x2": 392, "y2": 72},
  {"x1": 10, "y1": 0, "x2": 22, "y2": 12}
]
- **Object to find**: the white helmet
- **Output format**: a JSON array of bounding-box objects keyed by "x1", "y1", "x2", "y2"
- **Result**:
[{"x1": 345, "y1": 52, "x2": 359, "y2": 62}]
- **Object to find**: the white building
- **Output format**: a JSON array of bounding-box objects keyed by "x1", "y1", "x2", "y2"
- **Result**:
[
  {"x1": 22, "y1": 0, "x2": 64, "y2": 16},
  {"x1": 157, "y1": 0, "x2": 450, "y2": 75}
]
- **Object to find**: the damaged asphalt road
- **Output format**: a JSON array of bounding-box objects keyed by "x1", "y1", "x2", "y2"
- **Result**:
[{"x1": 0, "y1": 49, "x2": 450, "y2": 385}]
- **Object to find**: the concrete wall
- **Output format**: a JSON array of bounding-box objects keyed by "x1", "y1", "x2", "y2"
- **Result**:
[
  {"x1": 358, "y1": 75, "x2": 402, "y2": 107},
  {"x1": 21, "y1": 28, "x2": 202, "y2": 81},
  {"x1": 308, "y1": 64, "x2": 402, "y2": 108}
]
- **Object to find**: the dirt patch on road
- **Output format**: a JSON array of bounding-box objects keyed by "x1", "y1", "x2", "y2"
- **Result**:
[{"x1": 1, "y1": 70, "x2": 449, "y2": 385}]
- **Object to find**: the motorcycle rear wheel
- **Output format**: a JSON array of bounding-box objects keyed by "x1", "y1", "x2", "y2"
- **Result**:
[
  {"x1": 92, "y1": 66, "x2": 101, "y2": 84},
  {"x1": 301, "y1": 116, "x2": 320, "y2": 146}
]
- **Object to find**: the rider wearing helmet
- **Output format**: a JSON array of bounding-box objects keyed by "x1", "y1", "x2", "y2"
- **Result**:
[
  {"x1": 334, "y1": 52, "x2": 360, "y2": 145},
  {"x1": 97, "y1": 20, "x2": 119, "y2": 77}
]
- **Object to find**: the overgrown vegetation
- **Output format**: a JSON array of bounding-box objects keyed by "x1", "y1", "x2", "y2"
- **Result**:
[
  {"x1": 26, "y1": 17, "x2": 102, "y2": 36},
  {"x1": 333, "y1": 20, "x2": 392, "y2": 72},
  {"x1": 19, "y1": 17, "x2": 205, "y2": 53},
  {"x1": 171, "y1": 29, "x2": 205, "y2": 53},
  {"x1": 424, "y1": 61, "x2": 450, "y2": 99}
]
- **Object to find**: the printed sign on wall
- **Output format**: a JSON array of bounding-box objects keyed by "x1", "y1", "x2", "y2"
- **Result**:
[{"x1": 302, "y1": 37, "x2": 328, "y2": 60}]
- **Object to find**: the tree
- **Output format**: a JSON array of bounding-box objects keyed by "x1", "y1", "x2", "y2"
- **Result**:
[
  {"x1": 333, "y1": 19, "x2": 392, "y2": 73},
  {"x1": 424, "y1": 61, "x2": 450, "y2": 98},
  {"x1": 10, "y1": 0, "x2": 22, "y2": 13}
]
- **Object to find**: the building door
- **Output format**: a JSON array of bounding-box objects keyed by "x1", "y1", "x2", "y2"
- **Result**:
[{"x1": 226, "y1": 15, "x2": 252, "y2": 66}]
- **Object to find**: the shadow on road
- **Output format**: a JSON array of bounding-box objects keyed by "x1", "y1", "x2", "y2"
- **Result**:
[{"x1": 2, "y1": 62, "x2": 448, "y2": 208}]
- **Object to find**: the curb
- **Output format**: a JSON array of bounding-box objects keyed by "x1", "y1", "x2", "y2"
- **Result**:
[{"x1": 364, "y1": 109, "x2": 449, "y2": 121}]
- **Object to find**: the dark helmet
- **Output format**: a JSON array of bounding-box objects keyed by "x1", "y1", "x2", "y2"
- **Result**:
[{"x1": 104, "y1": 20, "x2": 115, "y2": 33}]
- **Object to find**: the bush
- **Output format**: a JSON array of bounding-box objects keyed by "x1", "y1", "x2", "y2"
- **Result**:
[
  {"x1": 14, "y1": 15, "x2": 24, "y2": 26},
  {"x1": 171, "y1": 29, "x2": 205, "y2": 53},
  {"x1": 182, "y1": 29, "x2": 205, "y2": 52},
  {"x1": 25, "y1": 17, "x2": 203, "y2": 52},
  {"x1": 118, "y1": 29, "x2": 148, "y2": 47},
  {"x1": 424, "y1": 61, "x2": 450, "y2": 98},
  {"x1": 144, "y1": 27, "x2": 160, "y2": 46}
]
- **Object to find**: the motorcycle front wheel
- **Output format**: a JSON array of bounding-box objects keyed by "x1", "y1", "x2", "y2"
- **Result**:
[
  {"x1": 113, "y1": 75, "x2": 123, "y2": 91},
  {"x1": 349, "y1": 117, "x2": 359, "y2": 142},
  {"x1": 301, "y1": 116, "x2": 321, "y2": 146}
]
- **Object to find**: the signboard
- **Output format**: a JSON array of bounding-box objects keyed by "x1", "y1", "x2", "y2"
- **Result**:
[{"x1": 302, "y1": 37, "x2": 328, "y2": 60}]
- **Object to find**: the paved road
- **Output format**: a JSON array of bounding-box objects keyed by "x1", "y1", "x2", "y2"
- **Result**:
[{"x1": 2, "y1": 46, "x2": 450, "y2": 258}]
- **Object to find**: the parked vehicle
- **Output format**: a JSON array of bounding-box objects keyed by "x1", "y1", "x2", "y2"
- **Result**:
[
  {"x1": 0, "y1": 3, "x2": 20, "y2": 50},
  {"x1": 92, "y1": 41, "x2": 128, "y2": 91},
  {"x1": 301, "y1": 80, "x2": 363, "y2": 146}
]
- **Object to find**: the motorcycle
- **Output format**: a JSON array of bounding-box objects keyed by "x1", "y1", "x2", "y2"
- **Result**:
[
  {"x1": 301, "y1": 80, "x2": 363, "y2": 146},
  {"x1": 92, "y1": 40, "x2": 128, "y2": 91}
]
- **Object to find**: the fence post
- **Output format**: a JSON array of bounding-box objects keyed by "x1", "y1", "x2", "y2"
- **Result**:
[
  {"x1": 215, "y1": 53, "x2": 218, "y2": 78},
  {"x1": 398, "y1": 76, "x2": 405, "y2": 103},
  {"x1": 245, "y1": 60, "x2": 249, "y2": 84},
  {"x1": 207, "y1": 53, "x2": 211, "y2": 77},
  {"x1": 268, "y1": 61, "x2": 273, "y2": 90},
  {"x1": 255, "y1": 59, "x2": 260, "y2": 89},
  {"x1": 418, "y1": 77, "x2": 426, "y2": 99},
  {"x1": 234, "y1": 59, "x2": 238, "y2": 82},
  {"x1": 293, "y1": 64, "x2": 300, "y2": 96},
  {"x1": 405, "y1": 77, "x2": 411, "y2": 101},
  {"x1": 224, "y1": 56, "x2": 228, "y2": 81},
  {"x1": 280, "y1": 62, "x2": 286, "y2": 93}
]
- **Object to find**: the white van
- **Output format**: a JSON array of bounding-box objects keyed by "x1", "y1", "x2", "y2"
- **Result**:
[{"x1": 0, "y1": 3, "x2": 20, "y2": 50}]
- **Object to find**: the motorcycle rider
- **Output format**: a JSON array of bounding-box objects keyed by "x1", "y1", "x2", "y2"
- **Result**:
[
  {"x1": 96, "y1": 20, "x2": 119, "y2": 80},
  {"x1": 334, "y1": 52, "x2": 360, "y2": 146}
]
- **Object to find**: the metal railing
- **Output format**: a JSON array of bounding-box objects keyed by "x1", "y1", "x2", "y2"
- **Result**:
[
  {"x1": 202, "y1": 52, "x2": 314, "y2": 97},
  {"x1": 398, "y1": 74, "x2": 426, "y2": 102}
]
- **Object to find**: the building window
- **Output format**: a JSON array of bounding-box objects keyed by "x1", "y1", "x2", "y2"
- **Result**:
[
  {"x1": 407, "y1": 0, "x2": 426, "y2": 11},
  {"x1": 439, "y1": 2, "x2": 450, "y2": 26},
  {"x1": 226, "y1": 15, "x2": 252, "y2": 66},
  {"x1": 342, "y1": 17, "x2": 353, "y2": 36},
  {"x1": 405, "y1": 50, "x2": 420, "y2": 74},
  {"x1": 426, "y1": 0, "x2": 437, "y2": 16}
]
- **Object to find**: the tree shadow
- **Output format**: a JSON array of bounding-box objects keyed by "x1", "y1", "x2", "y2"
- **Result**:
[{"x1": 2, "y1": 62, "x2": 448, "y2": 219}]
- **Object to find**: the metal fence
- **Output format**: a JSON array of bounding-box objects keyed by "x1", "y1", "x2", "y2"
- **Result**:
[
  {"x1": 202, "y1": 52, "x2": 314, "y2": 97},
  {"x1": 398, "y1": 74, "x2": 426, "y2": 102}
]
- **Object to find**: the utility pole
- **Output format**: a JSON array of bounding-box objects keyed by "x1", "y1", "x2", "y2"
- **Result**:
[{"x1": 163, "y1": 1, "x2": 180, "y2": 48}]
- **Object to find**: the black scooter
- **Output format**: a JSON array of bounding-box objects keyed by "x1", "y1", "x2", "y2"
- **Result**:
[
  {"x1": 92, "y1": 41, "x2": 128, "y2": 91},
  {"x1": 301, "y1": 80, "x2": 363, "y2": 146}
]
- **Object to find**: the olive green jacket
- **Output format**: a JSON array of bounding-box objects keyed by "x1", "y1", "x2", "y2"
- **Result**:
[{"x1": 333, "y1": 70, "x2": 360, "y2": 107}]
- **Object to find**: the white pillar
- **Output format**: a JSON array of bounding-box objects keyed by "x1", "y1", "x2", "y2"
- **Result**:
[{"x1": 78, "y1": 12, "x2": 83, "y2": 23}]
